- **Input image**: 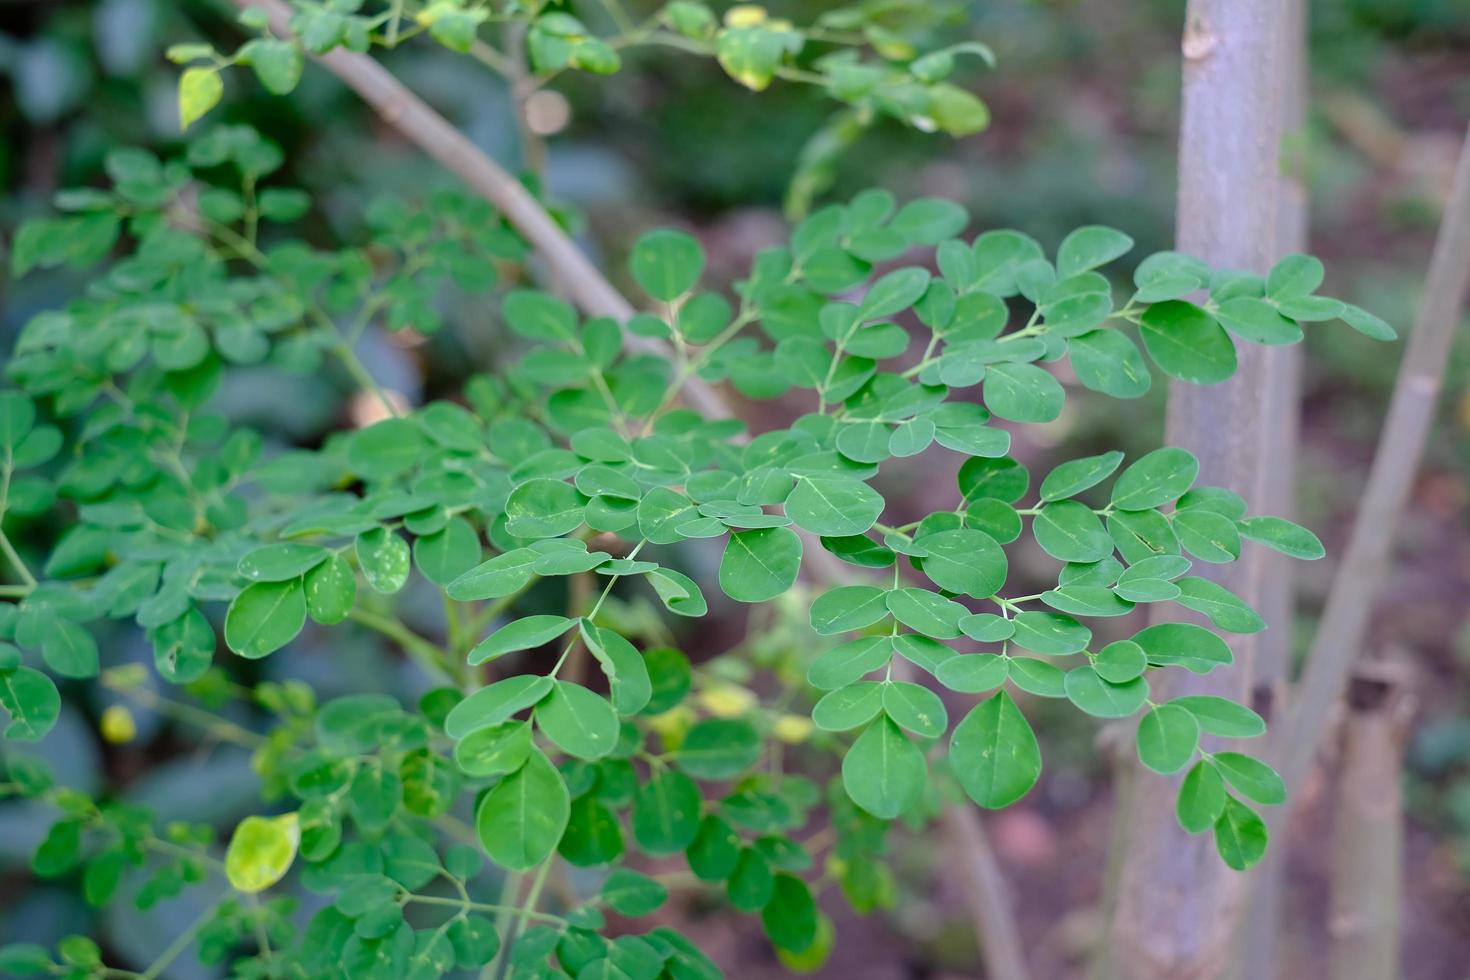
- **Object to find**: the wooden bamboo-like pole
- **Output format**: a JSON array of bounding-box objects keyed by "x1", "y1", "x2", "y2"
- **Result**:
[
  {"x1": 1237, "y1": 0, "x2": 1309, "y2": 973},
  {"x1": 1278, "y1": 125, "x2": 1470, "y2": 792},
  {"x1": 1327, "y1": 662, "x2": 1415, "y2": 980},
  {"x1": 1112, "y1": 3, "x2": 1286, "y2": 977}
]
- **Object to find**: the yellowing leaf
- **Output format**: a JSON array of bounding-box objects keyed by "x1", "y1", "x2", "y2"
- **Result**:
[
  {"x1": 225, "y1": 813, "x2": 300, "y2": 893},
  {"x1": 178, "y1": 68, "x2": 223, "y2": 131}
]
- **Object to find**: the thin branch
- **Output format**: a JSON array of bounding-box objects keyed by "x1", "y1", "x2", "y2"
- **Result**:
[
  {"x1": 1277, "y1": 124, "x2": 1470, "y2": 791},
  {"x1": 232, "y1": 0, "x2": 732, "y2": 421},
  {"x1": 941, "y1": 807, "x2": 1031, "y2": 980}
]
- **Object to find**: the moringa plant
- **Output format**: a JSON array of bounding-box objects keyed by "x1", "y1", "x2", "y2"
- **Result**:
[{"x1": 0, "y1": 4, "x2": 1398, "y2": 980}]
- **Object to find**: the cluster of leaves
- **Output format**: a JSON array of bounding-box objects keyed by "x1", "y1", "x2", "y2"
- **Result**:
[
  {"x1": 0, "y1": 122, "x2": 1394, "y2": 976},
  {"x1": 170, "y1": 1, "x2": 992, "y2": 138}
]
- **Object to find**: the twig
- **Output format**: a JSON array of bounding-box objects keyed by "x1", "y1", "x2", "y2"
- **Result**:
[
  {"x1": 941, "y1": 807, "x2": 1031, "y2": 980},
  {"x1": 231, "y1": 0, "x2": 732, "y2": 422},
  {"x1": 1277, "y1": 125, "x2": 1470, "y2": 791}
]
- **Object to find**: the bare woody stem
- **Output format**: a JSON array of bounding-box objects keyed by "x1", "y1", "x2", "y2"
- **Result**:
[
  {"x1": 1277, "y1": 125, "x2": 1470, "y2": 791},
  {"x1": 234, "y1": 0, "x2": 732, "y2": 422}
]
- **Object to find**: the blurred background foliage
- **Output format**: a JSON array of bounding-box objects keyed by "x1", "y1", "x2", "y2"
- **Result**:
[{"x1": 1, "y1": 1, "x2": 1468, "y2": 976}]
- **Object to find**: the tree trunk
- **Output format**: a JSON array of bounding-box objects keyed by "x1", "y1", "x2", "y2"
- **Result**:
[
  {"x1": 1112, "y1": 4, "x2": 1286, "y2": 977},
  {"x1": 1238, "y1": 0, "x2": 1309, "y2": 973},
  {"x1": 1328, "y1": 662, "x2": 1414, "y2": 980}
]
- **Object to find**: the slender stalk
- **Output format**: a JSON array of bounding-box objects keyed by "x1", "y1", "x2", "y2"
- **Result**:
[
  {"x1": 1112, "y1": 4, "x2": 1287, "y2": 978},
  {"x1": 1278, "y1": 125, "x2": 1470, "y2": 790},
  {"x1": 941, "y1": 807, "x2": 1030, "y2": 980},
  {"x1": 230, "y1": 0, "x2": 732, "y2": 423},
  {"x1": 348, "y1": 608, "x2": 459, "y2": 686},
  {"x1": 1327, "y1": 662, "x2": 1414, "y2": 980}
]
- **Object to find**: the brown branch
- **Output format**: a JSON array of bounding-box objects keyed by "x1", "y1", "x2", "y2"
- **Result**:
[
  {"x1": 233, "y1": 0, "x2": 733, "y2": 421},
  {"x1": 1277, "y1": 124, "x2": 1470, "y2": 791},
  {"x1": 941, "y1": 808, "x2": 1031, "y2": 980}
]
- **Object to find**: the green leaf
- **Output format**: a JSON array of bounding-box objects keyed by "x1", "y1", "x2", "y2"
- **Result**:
[
  {"x1": 632, "y1": 770, "x2": 702, "y2": 855},
  {"x1": 349, "y1": 418, "x2": 429, "y2": 480},
  {"x1": 1173, "y1": 509, "x2": 1241, "y2": 563},
  {"x1": 1130, "y1": 622, "x2": 1232, "y2": 673},
  {"x1": 889, "y1": 198, "x2": 968, "y2": 245},
  {"x1": 1139, "y1": 301, "x2": 1237, "y2": 385},
  {"x1": 40, "y1": 619, "x2": 99, "y2": 679},
  {"x1": 1056, "y1": 226, "x2": 1134, "y2": 277},
  {"x1": 1170, "y1": 696, "x2": 1266, "y2": 738},
  {"x1": 1213, "y1": 796, "x2": 1268, "y2": 870},
  {"x1": 413, "y1": 517, "x2": 481, "y2": 585},
  {"x1": 785, "y1": 477, "x2": 883, "y2": 536},
  {"x1": 677, "y1": 719, "x2": 761, "y2": 779},
  {"x1": 245, "y1": 38, "x2": 303, "y2": 94},
  {"x1": 1064, "y1": 666, "x2": 1148, "y2": 718},
  {"x1": 1236, "y1": 516, "x2": 1324, "y2": 559},
  {"x1": 1136, "y1": 704, "x2": 1199, "y2": 774},
  {"x1": 0, "y1": 666, "x2": 60, "y2": 741},
  {"x1": 1339, "y1": 303, "x2": 1398, "y2": 341},
  {"x1": 881, "y1": 681, "x2": 948, "y2": 738},
  {"x1": 1265, "y1": 253, "x2": 1323, "y2": 297},
  {"x1": 503, "y1": 290, "x2": 577, "y2": 341},
  {"x1": 506, "y1": 479, "x2": 587, "y2": 538},
  {"x1": 225, "y1": 580, "x2": 306, "y2": 659},
  {"x1": 1215, "y1": 296, "x2": 1302, "y2": 345},
  {"x1": 950, "y1": 690, "x2": 1041, "y2": 808},
  {"x1": 842, "y1": 716, "x2": 925, "y2": 819},
  {"x1": 1111, "y1": 448, "x2": 1199, "y2": 510},
  {"x1": 178, "y1": 67, "x2": 222, "y2": 130},
  {"x1": 1040, "y1": 451, "x2": 1125, "y2": 501},
  {"x1": 812, "y1": 681, "x2": 884, "y2": 731},
  {"x1": 1010, "y1": 611, "x2": 1091, "y2": 655},
  {"x1": 1177, "y1": 760, "x2": 1227, "y2": 834},
  {"x1": 476, "y1": 750, "x2": 569, "y2": 870},
  {"x1": 885, "y1": 588, "x2": 965, "y2": 639},
  {"x1": 448, "y1": 549, "x2": 540, "y2": 600},
  {"x1": 809, "y1": 586, "x2": 889, "y2": 635},
  {"x1": 238, "y1": 543, "x2": 329, "y2": 582},
  {"x1": 224, "y1": 813, "x2": 299, "y2": 892},
  {"x1": 1212, "y1": 752, "x2": 1286, "y2": 805},
  {"x1": 535, "y1": 682, "x2": 619, "y2": 760},
  {"x1": 578, "y1": 624, "x2": 652, "y2": 716},
  {"x1": 356, "y1": 528, "x2": 410, "y2": 594},
  {"x1": 859, "y1": 267, "x2": 930, "y2": 320},
  {"x1": 914, "y1": 528, "x2": 1007, "y2": 598},
  {"x1": 453, "y1": 722, "x2": 533, "y2": 777},
  {"x1": 982, "y1": 362, "x2": 1065, "y2": 423},
  {"x1": 445, "y1": 675, "x2": 554, "y2": 738},
  {"x1": 719, "y1": 527, "x2": 802, "y2": 602},
  {"x1": 807, "y1": 637, "x2": 891, "y2": 690},
  {"x1": 820, "y1": 534, "x2": 895, "y2": 568},
  {"x1": 935, "y1": 653, "x2": 1008, "y2": 693},
  {"x1": 631, "y1": 229, "x2": 705, "y2": 301},
  {"x1": 1033, "y1": 500, "x2": 1113, "y2": 563},
  {"x1": 601, "y1": 868, "x2": 668, "y2": 916},
  {"x1": 1069, "y1": 329, "x2": 1152, "y2": 399},
  {"x1": 762, "y1": 874, "x2": 819, "y2": 954},
  {"x1": 1173, "y1": 578, "x2": 1265, "y2": 633},
  {"x1": 469, "y1": 615, "x2": 575, "y2": 665},
  {"x1": 1092, "y1": 640, "x2": 1147, "y2": 683},
  {"x1": 648, "y1": 568, "x2": 708, "y2": 617}
]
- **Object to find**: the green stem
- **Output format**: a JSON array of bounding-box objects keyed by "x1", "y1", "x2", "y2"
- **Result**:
[
  {"x1": 0, "y1": 528, "x2": 37, "y2": 591},
  {"x1": 138, "y1": 895, "x2": 226, "y2": 980},
  {"x1": 348, "y1": 608, "x2": 458, "y2": 686}
]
